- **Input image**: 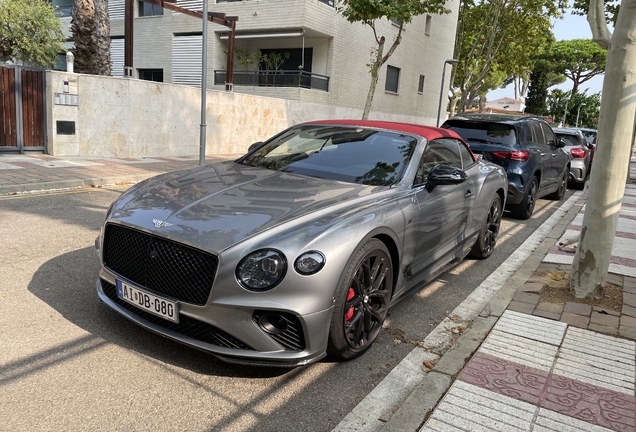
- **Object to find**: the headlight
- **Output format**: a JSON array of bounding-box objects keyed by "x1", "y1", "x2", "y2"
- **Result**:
[
  {"x1": 294, "y1": 251, "x2": 326, "y2": 275},
  {"x1": 236, "y1": 249, "x2": 287, "y2": 291}
]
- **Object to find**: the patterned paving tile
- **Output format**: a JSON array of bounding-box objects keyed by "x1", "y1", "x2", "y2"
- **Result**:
[
  {"x1": 480, "y1": 329, "x2": 558, "y2": 372},
  {"x1": 534, "y1": 408, "x2": 614, "y2": 432},
  {"x1": 457, "y1": 352, "x2": 549, "y2": 405},
  {"x1": 554, "y1": 327, "x2": 636, "y2": 395},
  {"x1": 420, "y1": 381, "x2": 536, "y2": 432},
  {"x1": 541, "y1": 374, "x2": 636, "y2": 431},
  {"x1": 494, "y1": 310, "x2": 567, "y2": 346}
]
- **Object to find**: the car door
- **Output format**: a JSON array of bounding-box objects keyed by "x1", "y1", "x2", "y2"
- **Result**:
[
  {"x1": 410, "y1": 138, "x2": 471, "y2": 277},
  {"x1": 541, "y1": 122, "x2": 569, "y2": 182},
  {"x1": 528, "y1": 121, "x2": 557, "y2": 193}
]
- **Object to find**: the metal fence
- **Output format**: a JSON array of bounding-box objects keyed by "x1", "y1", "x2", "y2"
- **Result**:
[{"x1": 214, "y1": 70, "x2": 330, "y2": 92}]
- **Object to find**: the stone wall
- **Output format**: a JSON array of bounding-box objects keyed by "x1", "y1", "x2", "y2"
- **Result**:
[{"x1": 47, "y1": 71, "x2": 436, "y2": 157}]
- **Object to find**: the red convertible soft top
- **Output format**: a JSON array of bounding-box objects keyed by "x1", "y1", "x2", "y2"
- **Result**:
[{"x1": 306, "y1": 119, "x2": 463, "y2": 142}]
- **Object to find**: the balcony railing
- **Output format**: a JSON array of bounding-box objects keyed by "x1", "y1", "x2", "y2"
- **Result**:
[
  {"x1": 214, "y1": 70, "x2": 330, "y2": 92},
  {"x1": 217, "y1": 0, "x2": 334, "y2": 6}
]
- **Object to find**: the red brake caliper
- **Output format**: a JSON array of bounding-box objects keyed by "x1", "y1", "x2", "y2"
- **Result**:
[{"x1": 344, "y1": 287, "x2": 355, "y2": 321}]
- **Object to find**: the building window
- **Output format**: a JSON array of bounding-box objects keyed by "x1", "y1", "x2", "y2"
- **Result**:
[
  {"x1": 391, "y1": 18, "x2": 404, "y2": 27},
  {"x1": 53, "y1": 0, "x2": 74, "y2": 17},
  {"x1": 139, "y1": 1, "x2": 163, "y2": 16},
  {"x1": 425, "y1": 15, "x2": 432, "y2": 35},
  {"x1": 418, "y1": 74, "x2": 425, "y2": 93},
  {"x1": 385, "y1": 65, "x2": 400, "y2": 93},
  {"x1": 139, "y1": 69, "x2": 163, "y2": 82}
]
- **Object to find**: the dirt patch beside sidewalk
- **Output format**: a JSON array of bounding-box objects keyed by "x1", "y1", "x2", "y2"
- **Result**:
[{"x1": 537, "y1": 270, "x2": 622, "y2": 311}]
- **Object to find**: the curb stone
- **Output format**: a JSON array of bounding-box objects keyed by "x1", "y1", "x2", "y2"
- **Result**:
[{"x1": 379, "y1": 192, "x2": 587, "y2": 431}]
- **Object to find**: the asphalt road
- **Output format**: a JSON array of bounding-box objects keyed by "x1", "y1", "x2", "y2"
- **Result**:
[{"x1": 0, "y1": 187, "x2": 574, "y2": 432}]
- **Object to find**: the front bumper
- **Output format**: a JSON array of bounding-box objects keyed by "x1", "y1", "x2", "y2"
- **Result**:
[{"x1": 96, "y1": 276, "x2": 332, "y2": 367}]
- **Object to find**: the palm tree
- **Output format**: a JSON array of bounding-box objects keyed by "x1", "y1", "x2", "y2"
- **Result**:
[
  {"x1": 94, "y1": 0, "x2": 111, "y2": 75},
  {"x1": 71, "y1": 0, "x2": 110, "y2": 75}
]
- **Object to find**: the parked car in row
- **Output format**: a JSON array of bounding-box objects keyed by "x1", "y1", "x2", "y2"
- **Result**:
[
  {"x1": 95, "y1": 120, "x2": 508, "y2": 366},
  {"x1": 442, "y1": 113, "x2": 571, "y2": 220},
  {"x1": 552, "y1": 127, "x2": 590, "y2": 190},
  {"x1": 571, "y1": 127, "x2": 597, "y2": 170}
]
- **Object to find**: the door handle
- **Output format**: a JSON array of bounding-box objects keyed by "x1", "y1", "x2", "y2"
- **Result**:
[
  {"x1": 541, "y1": 153, "x2": 546, "y2": 156},
  {"x1": 465, "y1": 190, "x2": 473, "y2": 199}
]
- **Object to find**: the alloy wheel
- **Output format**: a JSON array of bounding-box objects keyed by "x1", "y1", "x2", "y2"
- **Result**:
[
  {"x1": 483, "y1": 200, "x2": 501, "y2": 254},
  {"x1": 343, "y1": 251, "x2": 391, "y2": 349}
]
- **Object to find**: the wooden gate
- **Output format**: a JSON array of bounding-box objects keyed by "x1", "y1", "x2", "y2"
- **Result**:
[{"x1": 0, "y1": 65, "x2": 46, "y2": 154}]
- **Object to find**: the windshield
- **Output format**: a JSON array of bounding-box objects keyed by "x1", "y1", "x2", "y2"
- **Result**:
[
  {"x1": 579, "y1": 130, "x2": 597, "y2": 144},
  {"x1": 241, "y1": 125, "x2": 417, "y2": 186},
  {"x1": 443, "y1": 120, "x2": 517, "y2": 145},
  {"x1": 556, "y1": 133, "x2": 581, "y2": 147}
]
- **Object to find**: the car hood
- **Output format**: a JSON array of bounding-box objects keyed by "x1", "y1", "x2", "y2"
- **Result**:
[{"x1": 108, "y1": 161, "x2": 384, "y2": 252}]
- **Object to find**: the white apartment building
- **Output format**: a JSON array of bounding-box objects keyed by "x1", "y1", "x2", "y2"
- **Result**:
[{"x1": 53, "y1": 0, "x2": 459, "y2": 123}]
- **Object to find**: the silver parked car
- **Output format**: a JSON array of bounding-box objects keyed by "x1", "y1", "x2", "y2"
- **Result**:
[
  {"x1": 95, "y1": 120, "x2": 508, "y2": 366},
  {"x1": 553, "y1": 127, "x2": 590, "y2": 190}
]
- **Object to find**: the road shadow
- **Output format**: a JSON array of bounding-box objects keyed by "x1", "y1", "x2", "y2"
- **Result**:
[{"x1": 27, "y1": 246, "x2": 289, "y2": 379}]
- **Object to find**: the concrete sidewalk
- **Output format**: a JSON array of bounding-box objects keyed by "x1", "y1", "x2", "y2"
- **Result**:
[
  {"x1": 0, "y1": 154, "x2": 239, "y2": 195},
  {"x1": 379, "y1": 162, "x2": 636, "y2": 432}
]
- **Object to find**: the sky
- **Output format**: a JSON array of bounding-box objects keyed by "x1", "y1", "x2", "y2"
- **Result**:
[{"x1": 487, "y1": 12, "x2": 605, "y2": 101}]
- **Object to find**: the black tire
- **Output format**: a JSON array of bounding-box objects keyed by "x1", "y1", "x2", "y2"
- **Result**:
[
  {"x1": 327, "y1": 239, "x2": 393, "y2": 360},
  {"x1": 571, "y1": 179, "x2": 586, "y2": 190},
  {"x1": 548, "y1": 168, "x2": 568, "y2": 200},
  {"x1": 471, "y1": 195, "x2": 502, "y2": 259},
  {"x1": 510, "y1": 175, "x2": 538, "y2": 220}
]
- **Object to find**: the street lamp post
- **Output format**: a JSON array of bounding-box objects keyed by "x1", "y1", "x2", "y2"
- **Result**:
[
  {"x1": 576, "y1": 103, "x2": 587, "y2": 127},
  {"x1": 562, "y1": 97, "x2": 570, "y2": 127},
  {"x1": 436, "y1": 59, "x2": 459, "y2": 127},
  {"x1": 199, "y1": 0, "x2": 209, "y2": 166}
]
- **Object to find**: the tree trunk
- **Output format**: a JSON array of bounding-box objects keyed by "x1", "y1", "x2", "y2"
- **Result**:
[
  {"x1": 570, "y1": 0, "x2": 636, "y2": 298},
  {"x1": 362, "y1": 37, "x2": 385, "y2": 120},
  {"x1": 571, "y1": 80, "x2": 579, "y2": 95},
  {"x1": 94, "y1": 0, "x2": 111, "y2": 75},
  {"x1": 520, "y1": 78, "x2": 529, "y2": 101},
  {"x1": 449, "y1": 92, "x2": 460, "y2": 116},
  {"x1": 361, "y1": 24, "x2": 403, "y2": 120},
  {"x1": 71, "y1": 0, "x2": 96, "y2": 74}
]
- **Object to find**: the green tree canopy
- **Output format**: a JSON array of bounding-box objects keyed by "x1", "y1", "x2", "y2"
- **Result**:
[
  {"x1": 546, "y1": 88, "x2": 600, "y2": 128},
  {"x1": 450, "y1": 0, "x2": 563, "y2": 114},
  {"x1": 543, "y1": 39, "x2": 607, "y2": 95},
  {"x1": 337, "y1": 0, "x2": 450, "y2": 119},
  {"x1": 524, "y1": 58, "x2": 567, "y2": 116},
  {"x1": 0, "y1": 0, "x2": 65, "y2": 67},
  {"x1": 572, "y1": 0, "x2": 620, "y2": 25}
]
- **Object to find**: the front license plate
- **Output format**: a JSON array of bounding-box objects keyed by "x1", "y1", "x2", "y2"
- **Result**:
[{"x1": 116, "y1": 280, "x2": 179, "y2": 323}]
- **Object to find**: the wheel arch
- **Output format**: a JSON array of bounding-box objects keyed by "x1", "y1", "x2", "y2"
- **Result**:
[
  {"x1": 496, "y1": 187, "x2": 506, "y2": 209},
  {"x1": 373, "y1": 233, "x2": 400, "y2": 296}
]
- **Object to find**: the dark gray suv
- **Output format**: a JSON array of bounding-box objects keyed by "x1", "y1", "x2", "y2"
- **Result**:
[{"x1": 442, "y1": 113, "x2": 570, "y2": 219}]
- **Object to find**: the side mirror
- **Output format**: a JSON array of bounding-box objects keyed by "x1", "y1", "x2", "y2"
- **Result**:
[
  {"x1": 248, "y1": 141, "x2": 264, "y2": 153},
  {"x1": 557, "y1": 138, "x2": 567, "y2": 148},
  {"x1": 425, "y1": 164, "x2": 467, "y2": 192}
]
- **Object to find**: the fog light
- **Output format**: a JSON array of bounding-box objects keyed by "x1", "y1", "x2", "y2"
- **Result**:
[
  {"x1": 258, "y1": 313, "x2": 288, "y2": 335},
  {"x1": 294, "y1": 251, "x2": 326, "y2": 275}
]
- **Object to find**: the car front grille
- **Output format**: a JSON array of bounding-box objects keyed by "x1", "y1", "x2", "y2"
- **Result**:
[
  {"x1": 101, "y1": 279, "x2": 253, "y2": 350},
  {"x1": 252, "y1": 310, "x2": 306, "y2": 351},
  {"x1": 103, "y1": 223, "x2": 218, "y2": 305}
]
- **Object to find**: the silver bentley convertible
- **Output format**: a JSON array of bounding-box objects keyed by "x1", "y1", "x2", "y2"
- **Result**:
[{"x1": 95, "y1": 120, "x2": 507, "y2": 366}]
